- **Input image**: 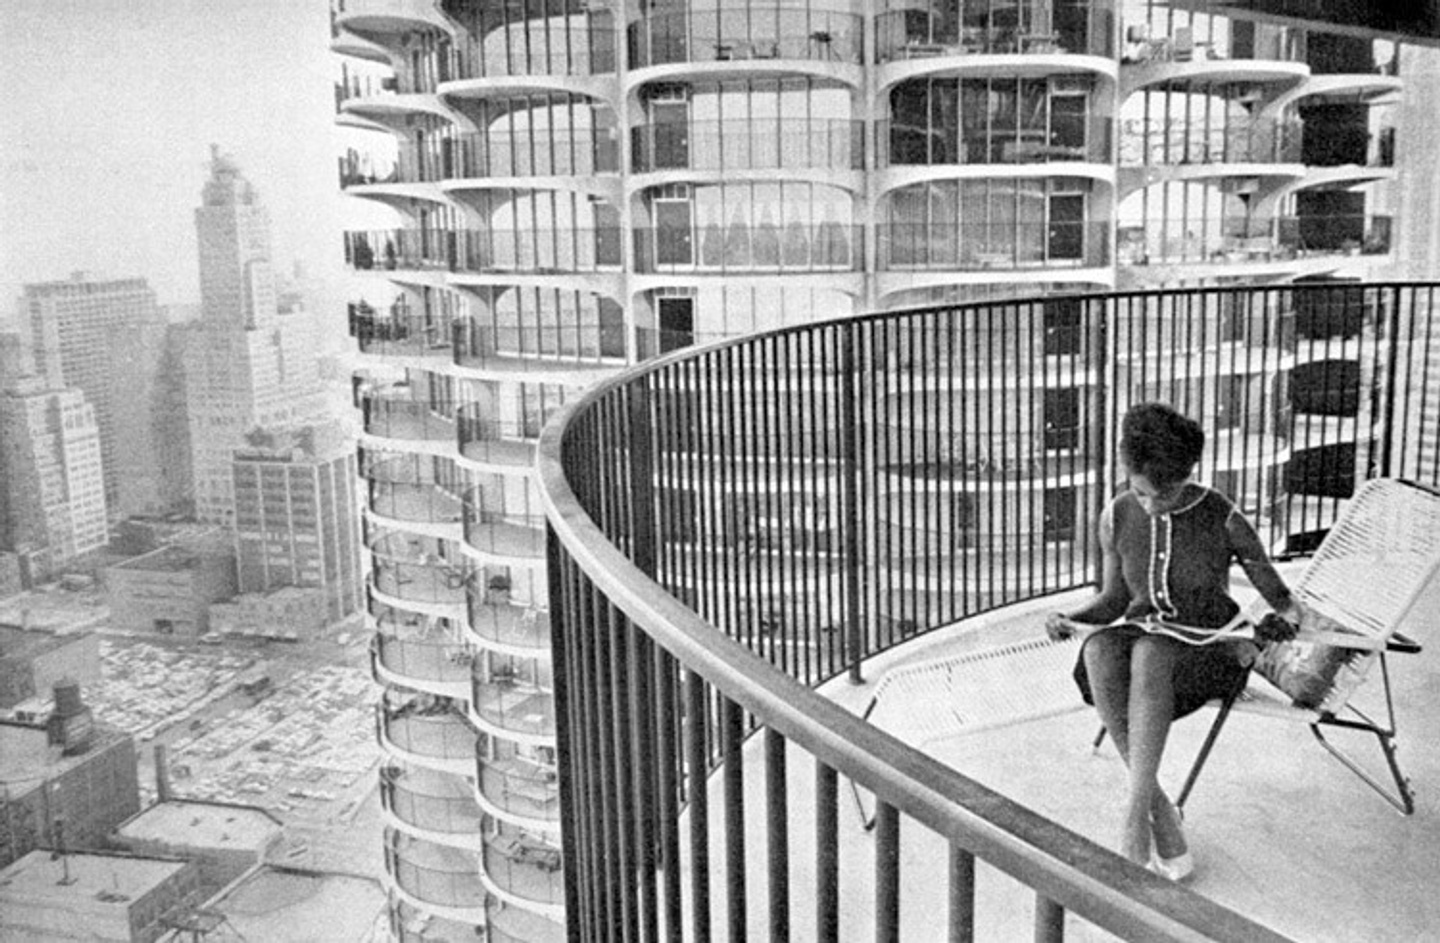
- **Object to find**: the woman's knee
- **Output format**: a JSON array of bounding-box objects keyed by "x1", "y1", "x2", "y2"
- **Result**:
[
  {"x1": 1129, "y1": 636, "x2": 1180, "y2": 696},
  {"x1": 1083, "y1": 632, "x2": 1130, "y2": 679}
]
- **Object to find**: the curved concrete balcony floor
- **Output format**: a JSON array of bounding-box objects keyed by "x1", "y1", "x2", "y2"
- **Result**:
[{"x1": 682, "y1": 568, "x2": 1440, "y2": 940}]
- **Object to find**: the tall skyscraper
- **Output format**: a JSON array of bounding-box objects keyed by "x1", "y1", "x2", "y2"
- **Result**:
[
  {"x1": 21, "y1": 273, "x2": 160, "y2": 515},
  {"x1": 110, "y1": 310, "x2": 194, "y2": 519},
  {"x1": 0, "y1": 337, "x2": 108, "y2": 578},
  {"x1": 187, "y1": 147, "x2": 326, "y2": 524},
  {"x1": 232, "y1": 424, "x2": 363, "y2": 627},
  {"x1": 331, "y1": 2, "x2": 1403, "y2": 937}
]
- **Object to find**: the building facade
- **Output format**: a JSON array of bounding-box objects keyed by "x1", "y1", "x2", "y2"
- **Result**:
[
  {"x1": 232, "y1": 425, "x2": 364, "y2": 627},
  {"x1": 110, "y1": 313, "x2": 194, "y2": 519},
  {"x1": 21, "y1": 273, "x2": 160, "y2": 515},
  {"x1": 105, "y1": 541, "x2": 239, "y2": 638},
  {"x1": 0, "y1": 359, "x2": 109, "y2": 577},
  {"x1": 188, "y1": 147, "x2": 327, "y2": 524},
  {"x1": 330, "y1": 1, "x2": 1404, "y2": 937},
  {"x1": 0, "y1": 849, "x2": 201, "y2": 943}
]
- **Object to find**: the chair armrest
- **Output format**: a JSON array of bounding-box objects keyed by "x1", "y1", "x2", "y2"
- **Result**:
[{"x1": 1292, "y1": 629, "x2": 1389, "y2": 652}]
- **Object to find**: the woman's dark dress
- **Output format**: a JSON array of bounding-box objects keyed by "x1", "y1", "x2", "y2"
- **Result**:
[{"x1": 1073, "y1": 485, "x2": 1293, "y2": 719}]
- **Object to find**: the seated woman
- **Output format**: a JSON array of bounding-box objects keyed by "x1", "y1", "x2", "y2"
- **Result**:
[{"x1": 1046, "y1": 402, "x2": 1304, "y2": 879}]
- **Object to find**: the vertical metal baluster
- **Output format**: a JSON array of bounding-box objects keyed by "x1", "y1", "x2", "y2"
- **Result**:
[
  {"x1": 1035, "y1": 895, "x2": 1065, "y2": 943},
  {"x1": 765, "y1": 728, "x2": 790, "y2": 941},
  {"x1": 874, "y1": 801, "x2": 900, "y2": 943},
  {"x1": 686, "y1": 670, "x2": 711, "y2": 943},
  {"x1": 949, "y1": 844, "x2": 975, "y2": 943},
  {"x1": 815, "y1": 760, "x2": 839, "y2": 943},
  {"x1": 721, "y1": 696, "x2": 747, "y2": 942}
]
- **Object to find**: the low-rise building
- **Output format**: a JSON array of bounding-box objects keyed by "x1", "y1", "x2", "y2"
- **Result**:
[
  {"x1": 113, "y1": 798, "x2": 284, "y2": 901},
  {"x1": 0, "y1": 683, "x2": 140, "y2": 869},
  {"x1": 0, "y1": 623, "x2": 101, "y2": 709},
  {"x1": 106, "y1": 542, "x2": 237, "y2": 637},
  {"x1": 208, "y1": 585, "x2": 330, "y2": 640},
  {"x1": 0, "y1": 849, "x2": 201, "y2": 943}
]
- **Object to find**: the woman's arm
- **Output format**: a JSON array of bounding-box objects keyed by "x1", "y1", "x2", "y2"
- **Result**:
[
  {"x1": 1227, "y1": 507, "x2": 1303, "y2": 621},
  {"x1": 1048, "y1": 504, "x2": 1130, "y2": 637}
]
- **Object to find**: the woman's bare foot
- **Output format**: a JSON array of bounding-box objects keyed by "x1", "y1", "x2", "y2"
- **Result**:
[{"x1": 1150, "y1": 795, "x2": 1188, "y2": 860}]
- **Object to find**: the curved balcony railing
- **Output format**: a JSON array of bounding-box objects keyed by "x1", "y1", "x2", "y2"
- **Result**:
[
  {"x1": 447, "y1": 130, "x2": 620, "y2": 179},
  {"x1": 628, "y1": 8, "x2": 864, "y2": 68},
  {"x1": 631, "y1": 118, "x2": 865, "y2": 173},
  {"x1": 369, "y1": 480, "x2": 463, "y2": 526},
  {"x1": 485, "y1": 907, "x2": 566, "y2": 943},
  {"x1": 482, "y1": 820, "x2": 563, "y2": 905},
  {"x1": 537, "y1": 283, "x2": 1440, "y2": 939},
  {"x1": 1119, "y1": 214, "x2": 1393, "y2": 266},
  {"x1": 350, "y1": 303, "x2": 455, "y2": 359},
  {"x1": 875, "y1": 2, "x2": 1116, "y2": 62},
  {"x1": 359, "y1": 390, "x2": 457, "y2": 443},
  {"x1": 453, "y1": 321, "x2": 625, "y2": 371},
  {"x1": 345, "y1": 229, "x2": 454, "y2": 272},
  {"x1": 371, "y1": 555, "x2": 471, "y2": 607},
  {"x1": 467, "y1": 594, "x2": 549, "y2": 650},
  {"x1": 457, "y1": 406, "x2": 540, "y2": 468},
  {"x1": 877, "y1": 220, "x2": 1110, "y2": 270},
  {"x1": 334, "y1": 72, "x2": 397, "y2": 110},
  {"x1": 463, "y1": 488, "x2": 546, "y2": 559},
  {"x1": 384, "y1": 832, "x2": 487, "y2": 910},
  {"x1": 634, "y1": 223, "x2": 862, "y2": 274},
  {"x1": 477, "y1": 755, "x2": 560, "y2": 822},
  {"x1": 449, "y1": 23, "x2": 618, "y2": 79},
  {"x1": 1122, "y1": 25, "x2": 1306, "y2": 66},
  {"x1": 378, "y1": 703, "x2": 479, "y2": 764},
  {"x1": 372, "y1": 633, "x2": 475, "y2": 686},
  {"x1": 455, "y1": 228, "x2": 623, "y2": 274},
  {"x1": 879, "y1": 116, "x2": 1112, "y2": 167},
  {"x1": 471, "y1": 667, "x2": 554, "y2": 737},
  {"x1": 380, "y1": 765, "x2": 483, "y2": 837},
  {"x1": 1118, "y1": 117, "x2": 1303, "y2": 166}
]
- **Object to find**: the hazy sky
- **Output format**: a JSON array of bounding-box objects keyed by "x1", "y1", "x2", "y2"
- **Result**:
[{"x1": 2, "y1": 0, "x2": 349, "y2": 310}]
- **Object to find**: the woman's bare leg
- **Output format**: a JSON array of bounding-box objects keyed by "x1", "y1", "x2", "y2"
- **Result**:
[
  {"x1": 1083, "y1": 631, "x2": 1133, "y2": 757},
  {"x1": 1123, "y1": 636, "x2": 1182, "y2": 863}
]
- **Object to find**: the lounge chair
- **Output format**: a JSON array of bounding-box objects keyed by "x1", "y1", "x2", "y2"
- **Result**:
[{"x1": 1172, "y1": 477, "x2": 1440, "y2": 814}]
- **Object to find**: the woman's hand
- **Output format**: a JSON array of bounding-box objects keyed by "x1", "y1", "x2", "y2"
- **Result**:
[{"x1": 1045, "y1": 612, "x2": 1077, "y2": 641}]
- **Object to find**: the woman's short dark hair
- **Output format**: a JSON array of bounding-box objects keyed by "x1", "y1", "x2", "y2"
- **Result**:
[{"x1": 1119, "y1": 403, "x2": 1205, "y2": 488}]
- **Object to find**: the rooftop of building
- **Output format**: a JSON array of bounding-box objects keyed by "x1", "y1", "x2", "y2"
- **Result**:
[
  {"x1": 110, "y1": 543, "x2": 227, "y2": 573},
  {"x1": 0, "y1": 623, "x2": 88, "y2": 663},
  {"x1": 117, "y1": 799, "x2": 282, "y2": 852},
  {"x1": 199, "y1": 865, "x2": 385, "y2": 941},
  {"x1": 0, "y1": 718, "x2": 128, "y2": 789},
  {"x1": 22, "y1": 272, "x2": 153, "y2": 296},
  {"x1": 0, "y1": 848, "x2": 186, "y2": 908}
]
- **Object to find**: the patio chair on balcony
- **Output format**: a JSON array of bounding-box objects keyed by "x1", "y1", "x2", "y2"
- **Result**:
[{"x1": 1171, "y1": 477, "x2": 1440, "y2": 815}]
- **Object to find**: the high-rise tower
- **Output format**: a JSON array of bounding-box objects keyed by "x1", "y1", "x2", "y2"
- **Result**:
[
  {"x1": 331, "y1": 1, "x2": 1403, "y2": 937},
  {"x1": 188, "y1": 147, "x2": 326, "y2": 524},
  {"x1": 22, "y1": 273, "x2": 159, "y2": 515}
]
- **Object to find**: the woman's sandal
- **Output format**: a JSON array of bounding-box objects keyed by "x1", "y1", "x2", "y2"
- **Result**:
[{"x1": 1149, "y1": 850, "x2": 1195, "y2": 881}]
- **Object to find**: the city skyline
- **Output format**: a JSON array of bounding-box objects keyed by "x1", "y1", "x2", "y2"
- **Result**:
[{"x1": 1, "y1": 1, "x2": 349, "y2": 313}]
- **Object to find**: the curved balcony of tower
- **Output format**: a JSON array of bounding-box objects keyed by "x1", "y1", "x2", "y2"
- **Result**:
[
  {"x1": 1117, "y1": 212, "x2": 1393, "y2": 285},
  {"x1": 625, "y1": 4, "x2": 864, "y2": 91},
  {"x1": 390, "y1": 898, "x2": 485, "y2": 943},
  {"x1": 628, "y1": 114, "x2": 866, "y2": 188},
  {"x1": 383, "y1": 827, "x2": 489, "y2": 925},
  {"x1": 478, "y1": 815, "x2": 564, "y2": 918},
  {"x1": 370, "y1": 608, "x2": 475, "y2": 701},
  {"x1": 474, "y1": 745, "x2": 559, "y2": 831},
  {"x1": 349, "y1": 296, "x2": 457, "y2": 364},
  {"x1": 357, "y1": 381, "x2": 458, "y2": 456},
  {"x1": 367, "y1": 529, "x2": 472, "y2": 617},
  {"x1": 460, "y1": 484, "x2": 546, "y2": 566},
  {"x1": 380, "y1": 762, "x2": 484, "y2": 851},
  {"x1": 485, "y1": 898, "x2": 566, "y2": 943},
  {"x1": 465, "y1": 575, "x2": 549, "y2": 652},
  {"x1": 874, "y1": 0, "x2": 1118, "y2": 88},
  {"x1": 456, "y1": 403, "x2": 537, "y2": 472},
  {"x1": 469, "y1": 651, "x2": 555, "y2": 743},
  {"x1": 439, "y1": 0, "x2": 617, "y2": 105},
  {"x1": 345, "y1": 228, "x2": 456, "y2": 278},
  {"x1": 450, "y1": 317, "x2": 622, "y2": 386},
  {"x1": 446, "y1": 225, "x2": 624, "y2": 299},
  {"x1": 1119, "y1": 20, "x2": 1309, "y2": 99},
  {"x1": 330, "y1": 2, "x2": 392, "y2": 63},
  {"x1": 364, "y1": 454, "x2": 464, "y2": 540},
  {"x1": 376, "y1": 692, "x2": 481, "y2": 779},
  {"x1": 334, "y1": 0, "x2": 451, "y2": 41},
  {"x1": 1116, "y1": 114, "x2": 1306, "y2": 199}
]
